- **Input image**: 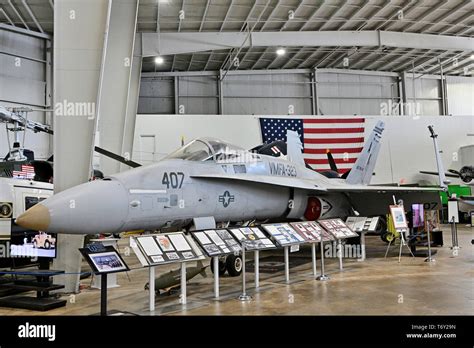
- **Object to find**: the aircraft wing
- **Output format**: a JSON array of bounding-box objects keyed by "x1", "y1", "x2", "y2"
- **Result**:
[
  {"x1": 420, "y1": 170, "x2": 459, "y2": 178},
  {"x1": 190, "y1": 173, "x2": 328, "y2": 192},
  {"x1": 325, "y1": 184, "x2": 442, "y2": 193}
]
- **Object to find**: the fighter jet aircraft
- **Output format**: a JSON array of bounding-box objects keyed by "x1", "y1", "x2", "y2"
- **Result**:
[{"x1": 16, "y1": 120, "x2": 441, "y2": 237}]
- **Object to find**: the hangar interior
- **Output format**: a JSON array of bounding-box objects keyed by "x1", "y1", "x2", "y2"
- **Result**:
[{"x1": 0, "y1": 0, "x2": 473, "y2": 316}]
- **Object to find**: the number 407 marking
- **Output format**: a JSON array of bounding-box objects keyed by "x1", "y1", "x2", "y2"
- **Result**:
[{"x1": 162, "y1": 172, "x2": 184, "y2": 189}]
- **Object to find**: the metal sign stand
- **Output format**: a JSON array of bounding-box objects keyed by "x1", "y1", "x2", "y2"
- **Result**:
[
  {"x1": 359, "y1": 232, "x2": 366, "y2": 261},
  {"x1": 213, "y1": 256, "x2": 219, "y2": 298},
  {"x1": 337, "y1": 240, "x2": 344, "y2": 271},
  {"x1": 311, "y1": 243, "x2": 317, "y2": 277},
  {"x1": 450, "y1": 217, "x2": 459, "y2": 251},
  {"x1": 284, "y1": 246, "x2": 290, "y2": 283},
  {"x1": 238, "y1": 243, "x2": 251, "y2": 301},
  {"x1": 254, "y1": 250, "x2": 260, "y2": 289},
  {"x1": 316, "y1": 240, "x2": 330, "y2": 281},
  {"x1": 180, "y1": 262, "x2": 187, "y2": 305},
  {"x1": 100, "y1": 274, "x2": 108, "y2": 316},
  {"x1": 149, "y1": 266, "x2": 155, "y2": 312},
  {"x1": 425, "y1": 220, "x2": 435, "y2": 263}
]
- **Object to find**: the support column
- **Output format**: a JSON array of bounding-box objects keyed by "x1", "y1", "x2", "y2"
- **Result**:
[
  {"x1": 52, "y1": 0, "x2": 110, "y2": 293},
  {"x1": 97, "y1": 0, "x2": 139, "y2": 175}
]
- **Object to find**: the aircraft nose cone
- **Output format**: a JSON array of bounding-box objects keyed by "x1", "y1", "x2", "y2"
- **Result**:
[
  {"x1": 17, "y1": 179, "x2": 129, "y2": 235},
  {"x1": 16, "y1": 204, "x2": 50, "y2": 231}
]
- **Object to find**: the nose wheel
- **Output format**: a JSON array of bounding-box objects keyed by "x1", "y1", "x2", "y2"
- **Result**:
[{"x1": 209, "y1": 255, "x2": 243, "y2": 277}]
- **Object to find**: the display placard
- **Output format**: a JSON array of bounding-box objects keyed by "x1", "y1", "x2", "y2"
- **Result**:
[
  {"x1": 345, "y1": 216, "x2": 380, "y2": 233},
  {"x1": 228, "y1": 227, "x2": 276, "y2": 250},
  {"x1": 79, "y1": 245, "x2": 129, "y2": 275},
  {"x1": 389, "y1": 205, "x2": 408, "y2": 229},
  {"x1": 318, "y1": 219, "x2": 359, "y2": 239},
  {"x1": 289, "y1": 221, "x2": 325, "y2": 242},
  {"x1": 261, "y1": 223, "x2": 306, "y2": 246},
  {"x1": 132, "y1": 232, "x2": 204, "y2": 266},
  {"x1": 191, "y1": 229, "x2": 241, "y2": 257}
]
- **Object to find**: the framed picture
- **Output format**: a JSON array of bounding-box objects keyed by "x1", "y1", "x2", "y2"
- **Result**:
[
  {"x1": 424, "y1": 210, "x2": 440, "y2": 232},
  {"x1": 390, "y1": 205, "x2": 408, "y2": 230},
  {"x1": 80, "y1": 245, "x2": 129, "y2": 275}
]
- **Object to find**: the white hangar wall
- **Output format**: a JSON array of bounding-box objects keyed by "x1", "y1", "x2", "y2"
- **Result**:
[
  {"x1": 0, "y1": 28, "x2": 52, "y2": 160},
  {"x1": 133, "y1": 115, "x2": 474, "y2": 186},
  {"x1": 138, "y1": 69, "x2": 474, "y2": 117}
]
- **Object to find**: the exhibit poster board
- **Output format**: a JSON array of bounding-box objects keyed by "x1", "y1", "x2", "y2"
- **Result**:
[
  {"x1": 447, "y1": 200, "x2": 459, "y2": 223},
  {"x1": 228, "y1": 227, "x2": 276, "y2": 250},
  {"x1": 289, "y1": 221, "x2": 324, "y2": 242},
  {"x1": 79, "y1": 245, "x2": 129, "y2": 275},
  {"x1": 132, "y1": 232, "x2": 204, "y2": 267},
  {"x1": 261, "y1": 223, "x2": 306, "y2": 246},
  {"x1": 424, "y1": 210, "x2": 440, "y2": 232},
  {"x1": 318, "y1": 219, "x2": 359, "y2": 239},
  {"x1": 389, "y1": 205, "x2": 408, "y2": 229},
  {"x1": 345, "y1": 216, "x2": 380, "y2": 233},
  {"x1": 191, "y1": 229, "x2": 241, "y2": 257}
]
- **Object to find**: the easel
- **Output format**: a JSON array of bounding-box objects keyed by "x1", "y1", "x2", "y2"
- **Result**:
[
  {"x1": 384, "y1": 199, "x2": 415, "y2": 262},
  {"x1": 384, "y1": 228, "x2": 415, "y2": 263}
]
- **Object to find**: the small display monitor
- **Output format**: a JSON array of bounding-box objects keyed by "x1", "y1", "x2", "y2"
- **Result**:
[
  {"x1": 9, "y1": 230, "x2": 57, "y2": 259},
  {"x1": 411, "y1": 204, "x2": 424, "y2": 228}
]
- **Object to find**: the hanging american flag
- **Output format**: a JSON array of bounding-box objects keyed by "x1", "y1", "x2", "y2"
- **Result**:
[
  {"x1": 259, "y1": 117, "x2": 365, "y2": 174},
  {"x1": 12, "y1": 164, "x2": 35, "y2": 180}
]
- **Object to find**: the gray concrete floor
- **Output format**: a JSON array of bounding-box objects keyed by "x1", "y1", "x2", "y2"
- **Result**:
[{"x1": 0, "y1": 224, "x2": 472, "y2": 316}]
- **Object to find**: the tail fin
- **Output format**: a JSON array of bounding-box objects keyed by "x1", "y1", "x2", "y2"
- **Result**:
[
  {"x1": 197, "y1": 260, "x2": 207, "y2": 278},
  {"x1": 346, "y1": 120, "x2": 385, "y2": 185},
  {"x1": 286, "y1": 130, "x2": 305, "y2": 166}
]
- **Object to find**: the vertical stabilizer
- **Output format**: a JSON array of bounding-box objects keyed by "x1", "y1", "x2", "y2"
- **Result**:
[
  {"x1": 286, "y1": 130, "x2": 305, "y2": 166},
  {"x1": 346, "y1": 120, "x2": 385, "y2": 185}
]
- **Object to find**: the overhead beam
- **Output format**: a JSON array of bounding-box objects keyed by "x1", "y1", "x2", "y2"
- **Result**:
[
  {"x1": 22, "y1": 0, "x2": 44, "y2": 33},
  {"x1": 141, "y1": 30, "x2": 473, "y2": 56},
  {"x1": 0, "y1": 8, "x2": 15, "y2": 26},
  {"x1": 0, "y1": 22, "x2": 52, "y2": 40},
  {"x1": 8, "y1": 0, "x2": 29, "y2": 30}
]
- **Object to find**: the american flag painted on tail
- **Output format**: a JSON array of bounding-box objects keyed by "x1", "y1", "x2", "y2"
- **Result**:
[
  {"x1": 12, "y1": 165, "x2": 35, "y2": 180},
  {"x1": 259, "y1": 117, "x2": 365, "y2": 173}
]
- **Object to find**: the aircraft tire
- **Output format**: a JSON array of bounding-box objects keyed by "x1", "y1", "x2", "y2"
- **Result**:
[
  {"x1": 226, "y1": 255, "x2": 242, "y2": 277},
  {"x1": 44, "y1": 240, "x2": 51, "y2": 249}
]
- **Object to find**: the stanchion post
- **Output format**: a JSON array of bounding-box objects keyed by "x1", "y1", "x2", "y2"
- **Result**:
[
  {"x1": 311, "y1": 243, "x2": 317, "y2": 277},
  {"x1": 238, "y1": 242, "x2": 251, "y2": 301},
  {"x1": 317, "y1": 240, "x2": 330, "y2": 281},
  {"x1": 425, "y1": 220, "x2": 435, "y2": 263}
]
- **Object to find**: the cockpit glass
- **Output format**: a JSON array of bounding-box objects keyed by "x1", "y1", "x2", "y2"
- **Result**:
[
  {"x1": 165, "y1": 140, "x2": 213, "y2": 161},
  {"x1": 165, "y1": 138, "x2": 246, "y2": 162}
]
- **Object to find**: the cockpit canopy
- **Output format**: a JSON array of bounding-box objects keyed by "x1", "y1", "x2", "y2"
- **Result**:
[{"x1": 165, "y1": 138, "x2": 247, "y2": 162}]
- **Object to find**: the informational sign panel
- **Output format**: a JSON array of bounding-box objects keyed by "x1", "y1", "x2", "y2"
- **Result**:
[
  {"x1": 132, "y1": 232, "x2": 204, "y2": 267},
  {"x1": 79, "y1": 245, "x2": 129, "y2": 275},
  {"x1": 318, "y1": 219, "x2": 359, "y2": 239},
  {"x1": 345, "y1": 216, "x2": 380, "y2": 233},
  {"x1": 228, "y1": 227, "x2": 276, "y2": 250},
  {"x1": 261, "y1": 223, "x2": 306, "y2": 247},
  {"x1": 289, "y1": 221, "x2": 325, "y2": 243},
  {"x1": 191, "y1": 229, "x2": 241, "y2": 257}
]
